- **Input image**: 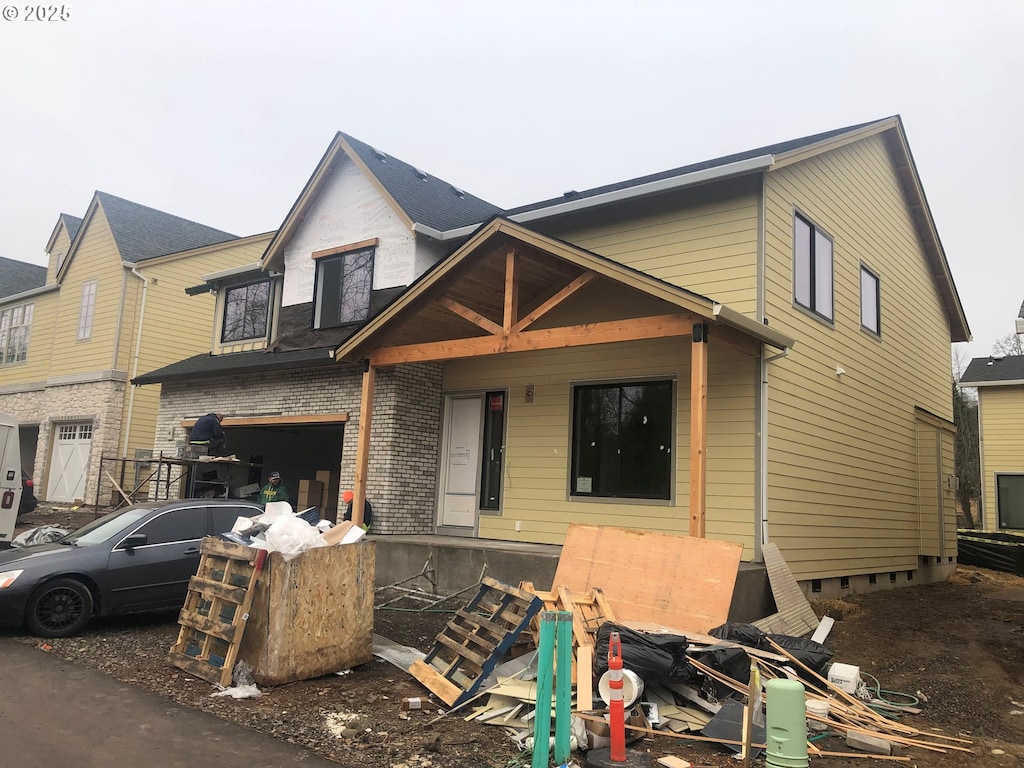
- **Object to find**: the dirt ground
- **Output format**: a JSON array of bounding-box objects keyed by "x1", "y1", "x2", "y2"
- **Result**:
[{"x1": 6, "y1": 504, "x2": 1024, "y2": 767}]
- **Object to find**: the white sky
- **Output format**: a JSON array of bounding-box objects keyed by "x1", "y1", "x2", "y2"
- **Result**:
[{"x1": 1, "y1": 0, "x2": 1021, "y2": 364}]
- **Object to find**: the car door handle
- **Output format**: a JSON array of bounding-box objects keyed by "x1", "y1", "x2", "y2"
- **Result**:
[{"x1": 184, "y1": 547, "x2": 201, "y2": 555}]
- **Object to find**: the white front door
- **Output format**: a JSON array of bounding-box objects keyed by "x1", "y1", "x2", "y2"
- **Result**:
[
  {"x1": 47, "y1": 422, "x2": 93, "y2": 502},
  {"x1": 439, "y1": 396, "x2": 483, "y2": 529}
]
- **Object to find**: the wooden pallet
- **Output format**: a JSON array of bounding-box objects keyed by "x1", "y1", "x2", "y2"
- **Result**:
[
  {"x1": 519, "y1": 581, "x2": 616, "y2": 686},
  {"x1": 409, "y1": 576, "x2": 542, "y2": 707},
  {"x1": 168, "y1": 537, "x2": 266, "y2": 687}
]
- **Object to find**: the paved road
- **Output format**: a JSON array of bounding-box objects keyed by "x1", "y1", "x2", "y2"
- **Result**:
[{"x1": 0, "y1": 638, "x2": 338, "y2": 767}]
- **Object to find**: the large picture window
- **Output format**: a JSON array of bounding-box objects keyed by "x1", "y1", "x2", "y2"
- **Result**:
[
  {"x1": 0, "y1": 302, "x2": 33, "y2": 364},
  {"x1": 794, "y1": 213, "x2": 834, "y2": 322},
  {"x1": 314, "y1": 247, "x2": 374, "y2": 329},
  {"x1": 571, "y1": 380, "x2": 673, "y2": 500},
  {"x1": 222, "y1": 280, "x2": 270, "y2": 342}
]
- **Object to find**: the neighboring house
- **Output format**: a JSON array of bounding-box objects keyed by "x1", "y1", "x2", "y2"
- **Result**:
[
  {"x1": 958, "y1": 353, "x2": 1024, "y2": 530},
  {"x1": 0, "y1": 191, "x2": 273, "y2": 504},
  {"x1": 138, "y1": 116, "x2": 969, "y2": 591}
]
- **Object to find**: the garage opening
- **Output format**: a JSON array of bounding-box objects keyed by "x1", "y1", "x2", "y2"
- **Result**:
[{"x1": 183, "y1": 414, "x2": 346, "y2": 521}]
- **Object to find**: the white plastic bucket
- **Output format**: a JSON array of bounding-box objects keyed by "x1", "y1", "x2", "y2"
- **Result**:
[
  {"x1": 805, "y1": 698, "x2": 830, "y2": 731},
  {"x1": 597, "y1": 669, "x2": 644, "y2": 708}
]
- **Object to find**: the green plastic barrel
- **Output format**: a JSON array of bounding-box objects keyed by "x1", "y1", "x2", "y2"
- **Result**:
[{"x1": 765, "y1": 678, "x2": 808, "y2": 768}]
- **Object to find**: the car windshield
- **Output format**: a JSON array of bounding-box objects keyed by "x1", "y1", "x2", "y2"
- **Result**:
[{"x1": 62, "y1": 507, "x2": 156, "y2": 546}]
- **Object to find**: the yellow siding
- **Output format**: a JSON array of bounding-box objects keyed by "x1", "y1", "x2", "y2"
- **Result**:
[
  {"x1": 442, "y1": 337, "x2": 758, "y2": 557},
  {"x1": 46, "y1": 225, "x2": 72, "y2": 284},
  {"x1": 977, "y1": 386, "x2": 1024, "y2": 529},
  {"x1": 538, "y1": 177, "x2": 761, "y2": 314},
  {"x1": 0, "y1": 291, "x2": 58, "y2": 386},
  {"x1": 120, "y1": 235, "x2": 274, "y2": 455},
  {"x1": 762, "y1": 134, "x2": 954, "y2": 579},
  {"x1": 50, "y1": 208, "x2": 127, "y2": 375}
]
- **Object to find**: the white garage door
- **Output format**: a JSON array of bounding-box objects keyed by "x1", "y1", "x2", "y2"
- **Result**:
[{"x1": 47, "y1": 422, "x2": 93, "y2": 502}]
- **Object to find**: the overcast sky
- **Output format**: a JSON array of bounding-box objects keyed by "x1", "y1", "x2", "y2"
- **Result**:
[{"x1": 1, "y1": 0, "x2": 1020, "y2": 365}]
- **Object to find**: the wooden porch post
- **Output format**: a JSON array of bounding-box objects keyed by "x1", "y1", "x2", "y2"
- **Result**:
[
  {"x1": 689, "y1": 322, "x2": 708, "y2": 537},
  {"x1": 353, "y1": 359, "x2": 376, "y2": 528}
]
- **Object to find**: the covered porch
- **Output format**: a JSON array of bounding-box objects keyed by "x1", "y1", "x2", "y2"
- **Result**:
[{"x1": 335, "y1": 218, "x2": 793, "y2": 555}]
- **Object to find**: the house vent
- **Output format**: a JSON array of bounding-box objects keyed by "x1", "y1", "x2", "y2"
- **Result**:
[
  {"x1": 450, "y1": 185, "x2": 466, "y2": 199},
  {"x1": 563, "y1": 190, "x2": 579, "y2": 198},
  {"x1": 370, "y1": 146, "x2": 387, "y2": 162},
  {"x1": 412, "y1": 166, "x2": 429, "y2": 182}
]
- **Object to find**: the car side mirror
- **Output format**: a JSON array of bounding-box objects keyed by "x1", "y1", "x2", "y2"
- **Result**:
[{"x1": 120, "y1": 533, "x2": 148, "y2": 550}]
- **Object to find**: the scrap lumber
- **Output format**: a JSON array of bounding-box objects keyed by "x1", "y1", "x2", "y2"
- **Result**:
[
  {"x1": 552, "y1": 524, "x2": 743, "y2": 633},
  {"x1": 168, "y1": 538, "x2": 265, "y2": 687},
  {"x1": 752, "y1": 542, "x2": 819, "y2": 636},
  {"x1": 409, "y1": 577, "x2": 542, "y2": 707}
]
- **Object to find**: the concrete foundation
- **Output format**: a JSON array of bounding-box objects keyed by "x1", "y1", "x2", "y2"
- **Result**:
[{"x1": 371, "y1": 535, "x2": 775, "y2": 624}]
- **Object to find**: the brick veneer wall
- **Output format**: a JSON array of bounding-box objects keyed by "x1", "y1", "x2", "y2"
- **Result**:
[
  {"x1": 0, "y1": 379, "x2": 125, "y2": 503},
  {"x1": 153, "y1": 362, "x2": 443, "y2": 534}
]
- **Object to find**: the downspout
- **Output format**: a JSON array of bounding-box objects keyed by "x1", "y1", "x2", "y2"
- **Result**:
[
  {"x1": 122, "y1": 265, "x2": 149, "y2": 456},
  {"x1": 756, "y1": 171, "x2": 769, "y2": 557}
]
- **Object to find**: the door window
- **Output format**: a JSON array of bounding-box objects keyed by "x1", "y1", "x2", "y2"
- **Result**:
[
  {"x1": 997, "y1": 474, "x2": 1024, "y2": 529},
  {"x1": 127, "y1": 507, "x2": 206, "y2": 546},
  {"x1": 479, "y1": 392, "x2": 505, "y2": 511}
]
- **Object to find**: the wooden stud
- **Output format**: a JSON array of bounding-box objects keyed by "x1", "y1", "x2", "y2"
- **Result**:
[
  {"x1": 689, "y1": 322, "x2": 709, "y2": 538},
  {"x1": 511, "y1": 272, "x2": 597, "y2": 333},
  {"x1": 353, "y1": 361, "x2": 375, "y2": 528},
  {"x1": 437, "y1": 296, "x2": 503, "y2": 335},
  {"x1": 503, "y1": 245, "x2": 518, "y2": 333}
]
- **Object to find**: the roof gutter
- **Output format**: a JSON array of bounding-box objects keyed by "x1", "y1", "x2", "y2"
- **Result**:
[
  {"x1": 412, "y1": 154, "x2": 776, "y2": 242},
  {"x1": 0, "y1": 283, "x2": 59, "y2": 304},
  {"x1": 714, "y1": 303, "x2": 795, "y2": 350}
]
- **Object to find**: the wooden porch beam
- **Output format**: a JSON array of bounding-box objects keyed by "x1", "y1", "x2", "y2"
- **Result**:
[
  {"x1": 511, "y1": 272, "x2": 597, "y2": 333},
  {"x1": 366, "y1": 313, "x2": 697, "y2": 365},
  {"x1": 503, "y1": 245, "x2": 518, "y2": 332},
  {"x1": 352, "y1": 361, "x2": 376, "y2": 529},
  {"x1": 437, "y1": 296, "x2": 503, "y2": 335},
  {"x1": 689, "y1": 321, "x2": 709, "y2": 538}
]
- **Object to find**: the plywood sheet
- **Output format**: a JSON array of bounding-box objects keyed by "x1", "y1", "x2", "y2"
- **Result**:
[{"x1": 552, "y1": 525, "x2": 742, "y2": 633}]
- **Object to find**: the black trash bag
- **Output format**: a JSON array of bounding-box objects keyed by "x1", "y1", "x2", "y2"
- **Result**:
[
  {"x1": 708, "y1": 622, "x2": 767, "y2": 648},
  {"x1": 688, "y1": 645, "x2": 751, "y2": 700},
  {"x1": 594, "y1": 623, "x2": 695, "y2": 684},
  {"x1": 764, "y1": 634, "x2": 833, "y2": 682}
]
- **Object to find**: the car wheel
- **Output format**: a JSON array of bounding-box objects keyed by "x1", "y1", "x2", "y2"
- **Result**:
[{"x1": 25, "y1": 578, "x2": 94, "y2": 637}]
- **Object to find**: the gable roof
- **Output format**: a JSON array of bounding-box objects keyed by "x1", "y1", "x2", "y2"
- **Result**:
[
  {"x1": 0, "y1": 257, "x2": 47, "y2": 300},
  {"x1": 261, "y1": 132, "x2": 502, "y2": 269},
  {"x1": 334, "y1": 216, "x2": 794, "y2": 364},
  {"x1": 44, "y1": 213, "x2": 83, "y2": 255},
  {"x1": 97, "y1": 192, "x2": 237, "y2": 263},
  {"x1": 959, "y1": 355, "x2": 1024, "y2": 387}
]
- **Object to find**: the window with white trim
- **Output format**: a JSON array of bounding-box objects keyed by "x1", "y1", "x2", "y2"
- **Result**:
[
  {"x1": 0, "y1": 302, "x2": 33, "y2": 365},
  {"x1": 570, "y1": 380, "x2": 673, "y2": 500},
  {"x1": 794, "y1": 213, "x2": 834, "y2": 322},
  {"x1": 222, "y1": 279, "x2": 270, "y2": 342},
  {"x1": 860, "y1": 265, "x2": 880, "y2": 335},
  {"x1": 313, "y1": 247, "x2": 374, "y2": 329},
  {"x1": 78, "y1": 280, "x2": 97, "y2": 340}
]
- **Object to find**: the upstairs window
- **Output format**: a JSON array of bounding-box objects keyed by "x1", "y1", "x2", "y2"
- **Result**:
[
  {"x1": 0, "y1": 302, "x2": 33, "y2": 364},
  {"x1": 860, "y1": 265, "x2": 881, "y2": 335},
  {"x1": 794, "y1": 213, "x2": 834, "y2": 322},
  {"x1": 78, "y1": 280, "x2": 97, "y2": 340},
  {"x1": 222, "y1": 280, "x2": 270, "y2": 342},
  {"x1": 313, "y1": 245, "x2": 374, "y2": 329},
  {"x1": 571, "y1": 379, "x2": 673, "y2": 500}
]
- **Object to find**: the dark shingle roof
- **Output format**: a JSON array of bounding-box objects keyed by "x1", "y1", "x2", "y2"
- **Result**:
[
  {"x1": 96, "y1": 192, "x2": 238, "y2": 263},
  {"x1": 340, "y1": 133, "x2": 502, "y2": 231},
  {"x1": 62, "y1": 213, "x2": 83, "y2": 243},
  {"x1": 960, "y1": 356, "x2": 1024, "y2": 385},
  {"x1": 505, "y1": 119, "x2": 887, "y2": 217},
  {"x1": 132, "y1": 346, "x2": 337, "y2": 385},
  {"x1": 0, "y1": 257, "x2": 47, "y2": 300}
]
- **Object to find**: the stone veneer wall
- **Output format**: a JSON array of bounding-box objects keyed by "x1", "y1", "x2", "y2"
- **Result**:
[
  {"x1": 153, "y1": 362, "x2": 443, "y2": 534},
  {"x1": 0, "y1": 379, "x2": 125, "y2": 504}
]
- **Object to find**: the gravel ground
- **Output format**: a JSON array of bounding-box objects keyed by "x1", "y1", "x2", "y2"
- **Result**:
[{"x1": 6, "y1": 504, "x2": 1024, "y2": 767}]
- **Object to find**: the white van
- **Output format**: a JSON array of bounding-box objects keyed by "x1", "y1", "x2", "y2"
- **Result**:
[{"x1": 0, "y1": 413, "x2": 24, "y2": 543}]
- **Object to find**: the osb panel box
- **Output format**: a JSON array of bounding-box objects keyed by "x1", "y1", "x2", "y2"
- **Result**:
[{"x1": 238, "y1": 540, "x2": 374, "y2": 685}]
